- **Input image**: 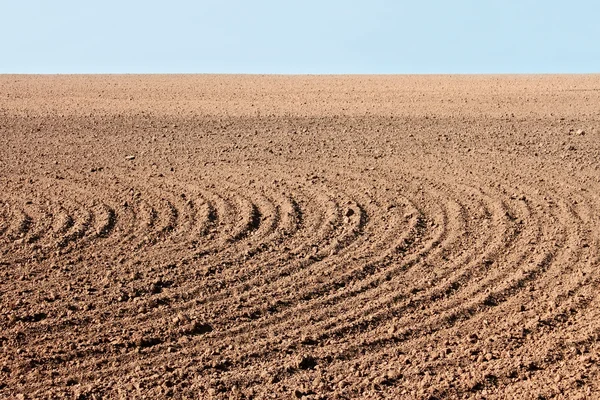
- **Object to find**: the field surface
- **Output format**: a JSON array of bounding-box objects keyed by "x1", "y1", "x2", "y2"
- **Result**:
[{"x1": 1, "y1": 75, "x2": 600, "y2": 399}]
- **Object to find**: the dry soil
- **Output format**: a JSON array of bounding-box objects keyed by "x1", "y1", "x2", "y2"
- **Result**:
[{"x1": 1, "y1": 75, "x2": 600, "y2": 399}]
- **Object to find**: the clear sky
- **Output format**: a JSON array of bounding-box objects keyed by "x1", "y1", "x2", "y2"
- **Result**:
[{"x1": 2, "y1": 0, "x2": 599, "y2": 74}]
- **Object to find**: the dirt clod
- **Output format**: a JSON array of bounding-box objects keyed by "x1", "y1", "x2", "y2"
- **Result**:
[
  {"x1": 183, "y1": 321, "x2": 213, "y2": 336},
  {"x1": 297, "y1": 355, "x2": 317, "y2": 370}
]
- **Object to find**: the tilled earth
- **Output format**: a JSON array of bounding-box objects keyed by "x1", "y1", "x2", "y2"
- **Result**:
[{"x1": 1, "y1": 75, "x2": 600, "y2": 399}]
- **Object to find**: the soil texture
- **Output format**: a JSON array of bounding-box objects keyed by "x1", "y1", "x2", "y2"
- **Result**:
[{"x1": 1, "y1": 75, "x2": 600, "y2": 399}]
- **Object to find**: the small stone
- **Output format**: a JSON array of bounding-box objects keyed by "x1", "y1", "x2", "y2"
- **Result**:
[
  {"x1": 125, "y1": 155, "x2": 136, "y2": 161},
  {"x1": 345, "y1": 208, "x2": 355, "y2": 217},
  {"x1": 387, "y1": 370, "x2": 401, "y2": 381},
  {"x1": 576, "y1": 129, "x2": 585, "y2": 135}
]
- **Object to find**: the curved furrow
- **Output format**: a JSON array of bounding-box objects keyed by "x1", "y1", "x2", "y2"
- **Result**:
[
  {"x1": 212, "y1": 190, "x2": 284, "y2": 259},
  {"x1": 123, "y1": 196, "x2": 177, "y2": 250},
  {"x1": 191, "y1": 191, "x2": 374, "y2": 316},
  {"x1": 4, "y1": 175, "x2": 600, "y2": 400},
  {"x1": 177, "y1": 189, "x2": 349, "y2": 296},
  {"x1": 1, "y1": 180, "x2": 287, "y2": 348},
  {"x1": 224, "y1": 195, "x2": 262, "y2": 244},
  {"x1": 51, "y1": 205, "x2": 75, "y2": 236},
  {"x1": 197, "y1": 181, "x2": 500, "y2": 374},
  {"x1": 4, "y1": 167, "x2": 600, "y2": 400},
  {"x1": 378, "y1": 184, "x2": 539, "y2": 327},
  {"x1": 300, "y1": 183, "x2": 578, "y2": 387},
  {"x1": 9, "y1": 178, "x2": 426, "y2": 382},
  {"x1": 94, "y1": 203, "x2": 117, "y2": 238},
  {"x1": 186, "y1": 178, "x2": 536, "y2": 382},
  {"x1": 55, "y1": 206, "x2": 93, "y2": 251},
  {"x1": 323, "y1": 184, "x2": 552, "y2": 345},
  {"x1": 5, "y1": 206, "x2": 32, "y2": 241},
  {"x1": 248, "y1": 183, "x2": 471, "y2": 329},
  {"x1": 172, "y1": 188, "x2": 303, "y2": 285},
  {"x1": 167, "y1": 180, "x2": 447, "y2": 356},
  {"x1": 16, "y1": 201, "x2": 54, "y2": 247},
  {"x1": 274, "y1": 180, "x2": 600, "y2": 398},
  {"x1": 485, "y1": 187, "x2": 600, "y2": 354},
  {"x1": 122, "y1": 187, "x2": 358, "y2": 325}
]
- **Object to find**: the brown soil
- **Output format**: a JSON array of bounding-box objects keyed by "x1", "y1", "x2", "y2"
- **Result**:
[{"x1": 1, "y1": 75, "x2": 600, "y2": 399}]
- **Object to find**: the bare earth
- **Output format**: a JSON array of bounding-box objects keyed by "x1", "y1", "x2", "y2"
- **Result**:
[{"x1": 1, "y1": 75, "x2": 600, "y2": 399}]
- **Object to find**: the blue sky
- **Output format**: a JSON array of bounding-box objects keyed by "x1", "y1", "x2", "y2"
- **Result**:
[{"x1": 2, "y1": 1, "x2": 599, "y2": 73}]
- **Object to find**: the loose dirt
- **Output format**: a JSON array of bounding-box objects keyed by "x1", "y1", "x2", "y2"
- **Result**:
[{"x1": 1, "y1": 75, "x2": 600, "y2": 399}]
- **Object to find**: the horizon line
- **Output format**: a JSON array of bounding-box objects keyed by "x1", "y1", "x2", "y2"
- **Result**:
[{"x1": 2, "y1": 72, "x2": 599, "y2": 76}]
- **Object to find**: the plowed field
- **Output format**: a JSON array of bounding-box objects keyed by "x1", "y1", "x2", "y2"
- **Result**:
[{"x1": 1, "y1": 75, "x2": 600, "y2": 399}]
